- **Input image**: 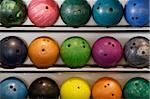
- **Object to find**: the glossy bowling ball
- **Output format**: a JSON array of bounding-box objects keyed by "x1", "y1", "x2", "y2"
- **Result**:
[
  {"x1": 0, "y1": 0, "x2": 27, "y2": 27},
  {"x1": 28, "y1": 37, "x2": 59, "y2": 68},
  {"x1": 28, "y1": 0, "x2": 59, "y2": 27},
  {"x1": 92, "y1": 0, "x2": 123, "y2": 26},
  {"x1": 0, "y1": 77, "x2": 28, "y2": 99},
  {"x1": 123, "y1": 77, "x2": 150, "y2": 99},
  {"x1": 0, "y1": 36, "x2": 28, "y2": 68},
  {"x1": 124, "y1": 36, "x2": 149, "y2": 67},
  {"x1": 29, "y1": 77, "x2": 59, "y2": 99},
  {"x1": 92, "y1": 37, "x2": 123, "y2": 67},
  {"x1": 60, "y1": 36, "x2": 91, "y2": 68},
  {"x1": 60, "y1": 0, "x2": 91, "y2": 27},
  {"x1": 60, "y1": 77, "x2": 91, "y2": 99},
  {"x1": 92, "y1": 77, "x2": 122, "y2": 99},
  {"x1": 124, "y1": 0, "x2": 149, "y2": 26}
]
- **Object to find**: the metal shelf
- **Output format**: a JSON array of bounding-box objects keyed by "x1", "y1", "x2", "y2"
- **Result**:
[
  {"x1": 0, "y1": 67, "x2": 149, "y2": 73},
  {"x1": 0, "y1": 26, "x2": 149, "y2": 32}
]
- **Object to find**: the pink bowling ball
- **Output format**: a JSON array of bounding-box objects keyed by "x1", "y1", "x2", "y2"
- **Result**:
[
  {"x1": 28, "y1": 0, "x2": 59, "y2": 27},
  {"x1": 92, "y1": 37, "x2": 123, "y2": 67}
]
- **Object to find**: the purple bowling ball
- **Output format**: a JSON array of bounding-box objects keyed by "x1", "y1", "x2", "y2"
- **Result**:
[{"x1": 92, "y1": 37, "x2": 123, "y2": 67}]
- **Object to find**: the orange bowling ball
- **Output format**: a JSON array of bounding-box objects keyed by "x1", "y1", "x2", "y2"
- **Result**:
[
  {"x1": 92, "y1": 77, "x2": 122, "y2": 99},
  {"x1": 28, "y1": 37, "x2": 59, "y2": 68}
]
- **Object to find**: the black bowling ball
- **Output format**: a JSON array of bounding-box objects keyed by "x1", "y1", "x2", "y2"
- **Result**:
[
  {"x1": 29, "y1": 77, "x2": 60, "y2": 99},
  {"x1": 0, "y1": 36, "x2": 28, "y2": 68}
]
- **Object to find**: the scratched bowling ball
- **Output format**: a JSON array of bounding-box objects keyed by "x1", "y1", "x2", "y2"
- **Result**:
[
  {"x1": 60, "y1": 36, "x2": 91, "y2": 68},
  {"x1": 28, "y1": 77, "x2": 59, "y2": 99},
  {"x1": 0, "y1": 0, "x2": 27, "y2": 27},
  {"x1": 0, "y1": 36, "x2": 28, "y2": 68},
  {"x1": 123, "y1": 77, "x2": 150, "y2": 99},
  {"x1": 28, "y1": 37, "x2": 59, "y2": 68},
  {"x1": 124, "y1": 36, "x2": 149, "y2": 67},
  {"x1": 124, "y1": 0, "x2": 149, "y2": 26},
  {"x1": 28, "y1": 0, "x2": 59, "y2": 27},
  {"x1": 92, "y1": 0, "x2": 123, "y2": 26},
  {"x1": 0, "y1": 77, "x2": 28, "y2": 99},
  {"x1": 92, "y1": 77, "x2": 122, "y2": 99},
  {"x1": 60, "y1": 0, "x2": 91, "y2": 27},
  {"x1": 92, "y1": 37, "x2": 123, "y2": 67}
]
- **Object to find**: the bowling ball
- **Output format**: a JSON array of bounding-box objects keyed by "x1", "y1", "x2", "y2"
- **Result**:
[
  {"x1": 92, "y1": 0, "x2": 123, "y2": 26},
  {"x1": 0, "y1": 36, "x2": 28, "y2": 68},
  {"x1": 92, "y1": 77, "x2": 122, "y2": 99},
  {"x1": 60, "y1": 0, "x2": 91, "y2": 27},
  {"x1": 28, "y1": 0, "x2": 59, "y2": 27},
  {"x1": 124, "y1": 0, "x2": 149, "y2": 26},
  {"x1": 60, "y1": 36, "x2": 91, "y2": 68},
  {"x1": 124, "y1": 36, "x2": 149, "y2": 67},
  {"x1": 29, "y1": 77, "x2": 59, "y2": 99},
  {"x1": 92, "y1": 37, "x2": 123, "y2": 67},
  {"x1": 28, "y1": 37, "x2": 59, "y2": 68},
  {"x1": 123, "y1": 77, "x2": 150, "y2": 99},
  {"x1": 0, "y1": 0, "x2": 27, "y2": 27},
  {"x1": 0, "y1": 77, "x2": 28, "y2": 99},
  {"x1": 60, "y1": 77, "x2": 91, "y2": 99}
]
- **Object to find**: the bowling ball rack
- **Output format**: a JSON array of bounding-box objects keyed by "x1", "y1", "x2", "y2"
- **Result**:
[{"x1": 0, "y1": 0, "x2": 149, "y2": 99}]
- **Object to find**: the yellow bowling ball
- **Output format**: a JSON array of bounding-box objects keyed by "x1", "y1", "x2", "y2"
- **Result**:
[{"x1": 60, "y1": 77, "x2": 91, "y2": 99}]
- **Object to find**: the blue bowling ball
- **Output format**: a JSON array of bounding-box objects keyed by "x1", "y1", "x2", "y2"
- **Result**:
[
  {"x1": 92, "y1": 0, "x2": 123, "y2": 26},
  {"x1": 124, "y1": 0, "x2": 149, "y2": 26},
  {"x1": 0, "y1": 77, "x2": 28, "y2": 99},
  {"x1": 0, "y1": 36, "x2": 28, "y2": 68}
]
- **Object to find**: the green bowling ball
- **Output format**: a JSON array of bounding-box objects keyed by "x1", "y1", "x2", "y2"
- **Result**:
[
  {"x1": 123, "y1": 77, "x2": 150, "y2": 99},
  {"x1": 60, "y1": 36, "x2": 91, "y2": 68},
  {"x1": 0, "y1": 0, "x2": 27, "y2": 27},
  {"x1": 60, "y1": 0, "x2": 91, "y2": 27}
]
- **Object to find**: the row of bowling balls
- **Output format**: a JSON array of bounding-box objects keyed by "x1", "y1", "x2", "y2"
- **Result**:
[
  {"x1": 0, "y1": 0, "x2": 149, "y2": 27},
  {"x1": 0, "y1": 36, "x2": 149, "y2": 68},
  {"x1": 0, "y1": 76, "x2": 149, "y2": 99}
]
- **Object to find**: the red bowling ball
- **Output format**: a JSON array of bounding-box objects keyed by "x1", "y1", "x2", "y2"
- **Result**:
[{"x1": 28, "y1": 0, "x2": 59, "y2": 27}]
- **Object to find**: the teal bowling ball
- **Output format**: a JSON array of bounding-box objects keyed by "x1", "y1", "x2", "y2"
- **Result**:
[
  {"x1": 0, "y1": 0, "x2": 27, "y2": 27},
  {"x1": 60, "y1": 0, "x2": 91, "y2": 27},
  {"x1": 92, "y1": 0, "x2": 123, "y2": 26},
  {"x1": 60, "y1": 36, "x2": 91, "y2": 68},
  {"x1": 123, "y1": 77, "x2": 150, "y2": 99}
]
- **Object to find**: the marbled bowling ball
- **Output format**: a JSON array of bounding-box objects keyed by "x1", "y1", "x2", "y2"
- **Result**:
[
  {"x1": 123, "y1": 77, "x2": 150, "y2": 99},
  {"x1": 0, "y1": 0, "x2": 27, "y2": 27},
  {"x1": 124, "y1": 36, "x2": 149, "y2": 67}
]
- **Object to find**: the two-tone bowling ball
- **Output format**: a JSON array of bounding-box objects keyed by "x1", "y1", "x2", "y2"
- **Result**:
[
  {"x1": 124, "y1": 0, "x2": 149, "y2": 26},
  {"x1": 60, "y1": 0, "x2": 91, "y2": 27},
  {"x1": 92, "y1": 77, "x2": 122, "y2": 99},
  {"x1": 28, "y1": 37, "x2": 59, "y2": 68},
  {"x1": 0, "y1": 0, "x2": 27, "y2": 27},
  {"x1": 60, "y1": 77, "x2": 91, "y2": 99},
  {"x1": 28, "y1": 77, "x2": 59, "y2": 99},
  {"x1": 0, "y1": 77, "x2": 28, "y2": 99},
  {"x1": 28, "y1": 0, "x2": 59, "y2": 27},
  {"x1": 92, "y1": 0, "x2": 123, "y2": 26},
  {"x1": 0, "y1": 36, "x2": 28, "y2": 68},
  {"x1": 60, "y1": 36, "x2": 91, "y2": 68},
  {"x1": 92, "y1": 37, "x2": 123, "y2": 67},
  {"x1": 124, "y1": 36, "x2": 149, "y2": 68},
  {"x1": 123, "y1": 77, "x2": 150, "y2": 99}
]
